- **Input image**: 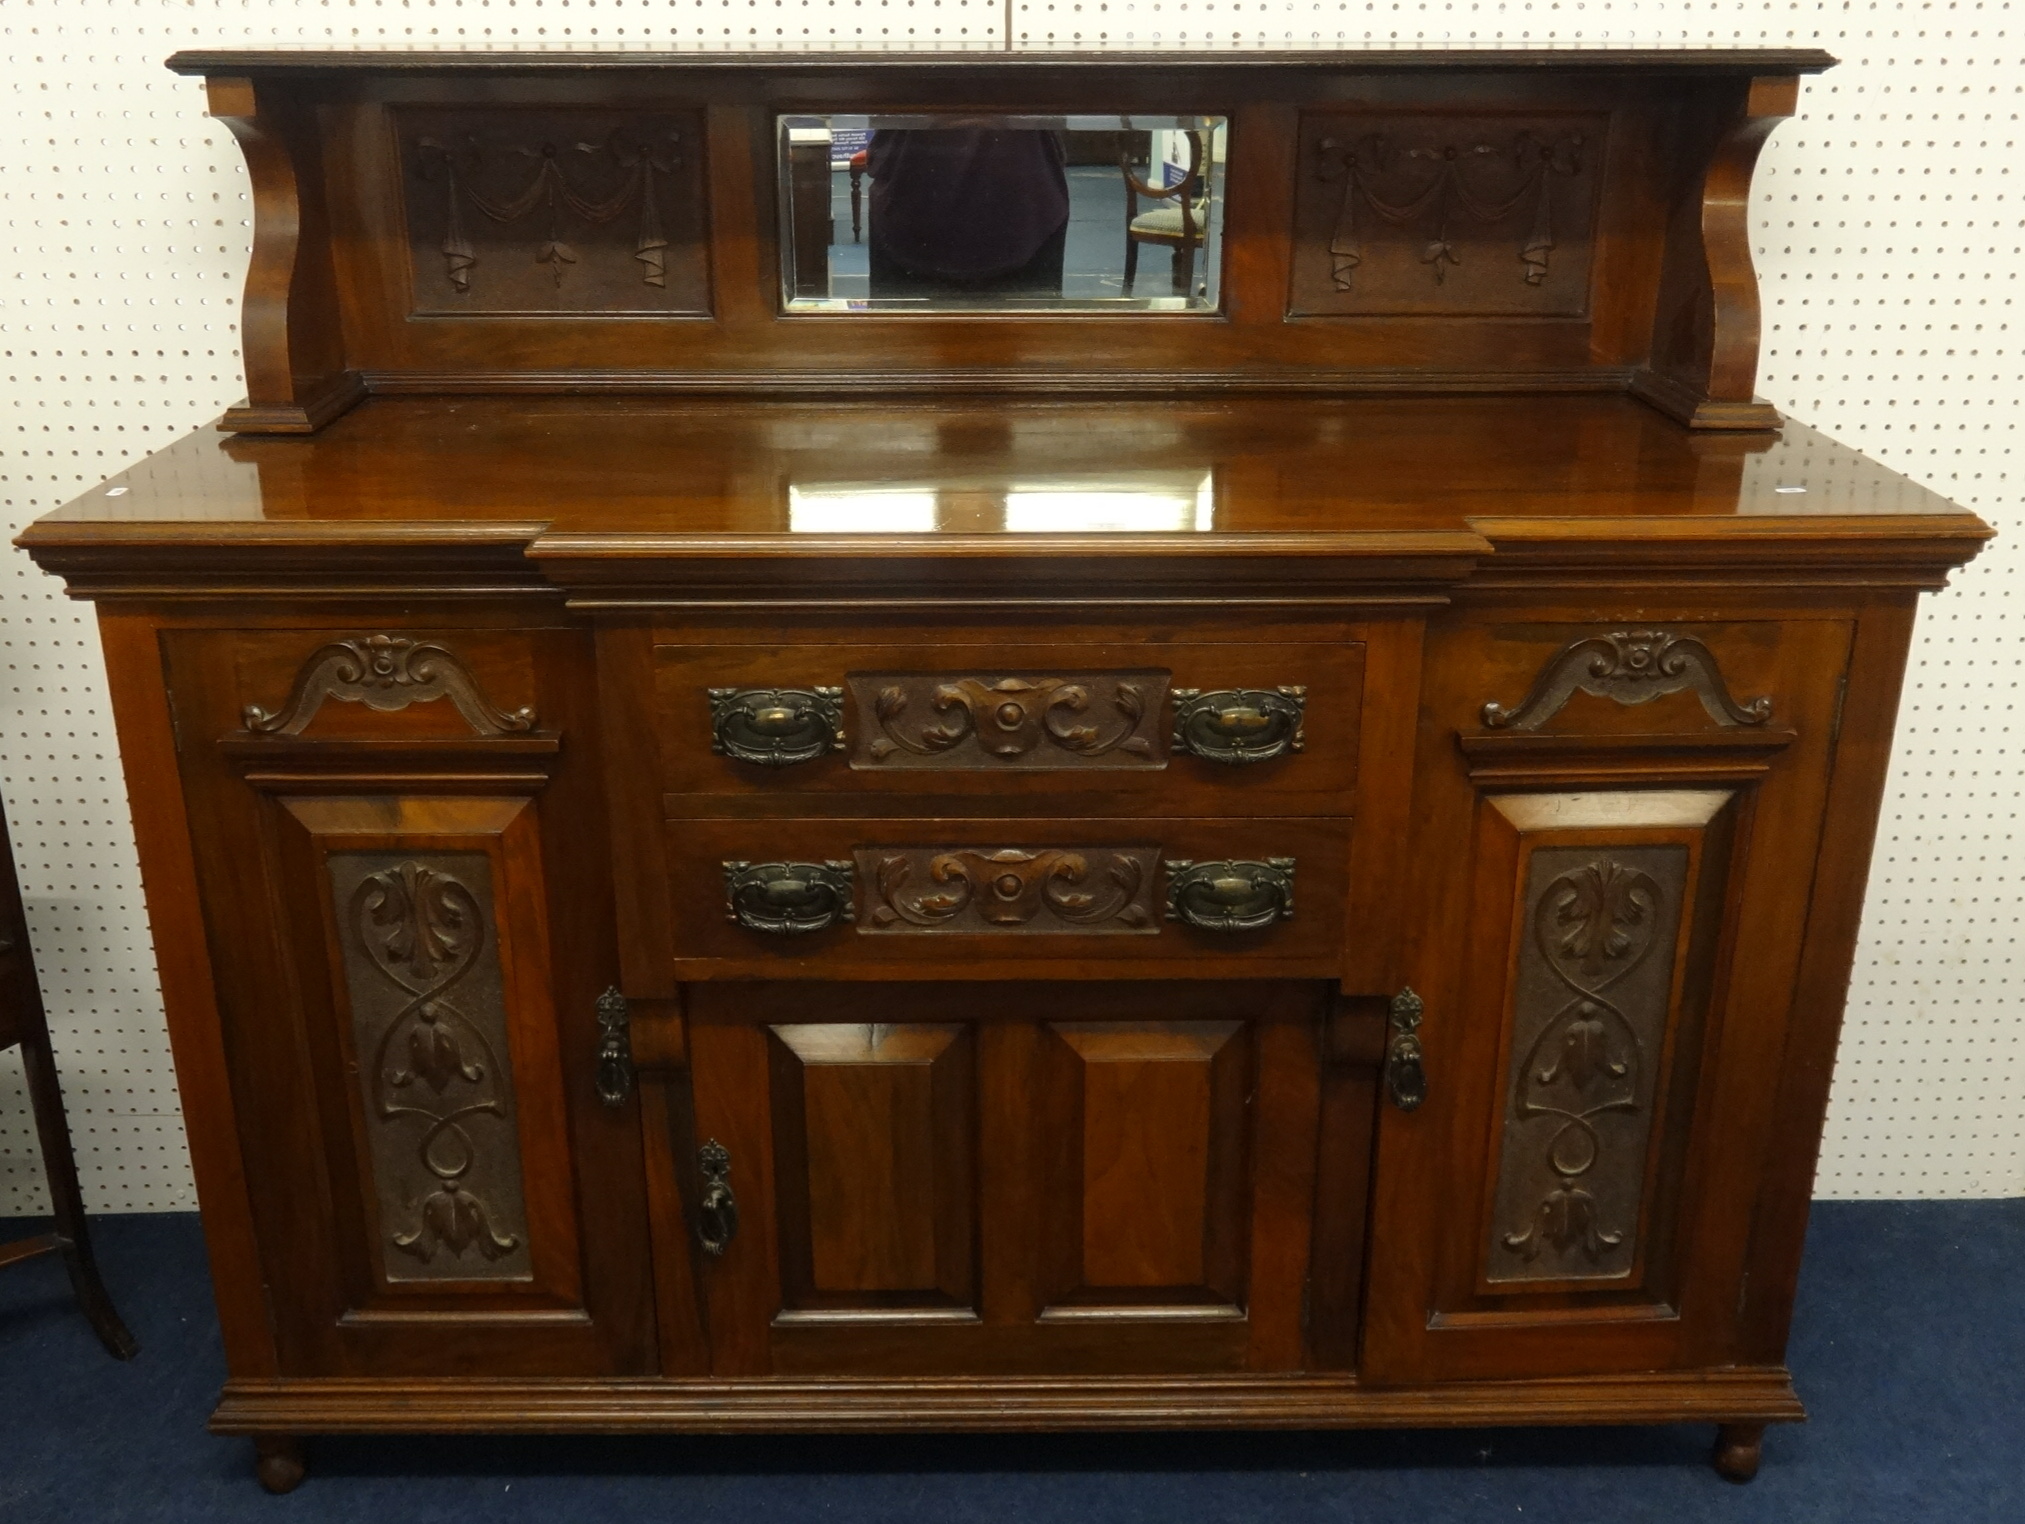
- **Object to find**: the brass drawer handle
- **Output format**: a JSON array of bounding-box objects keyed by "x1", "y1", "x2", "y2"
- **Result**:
[
  {"x1": 696, "y1": 1139, "x2": 739, "y2": 1257},
  {"x1": 723, "y1": 859, "x2": 855, "y2": 935},
  {"x1": 709, "y1": 686, "x2": 845, "y2": 767},
  {"x1": 1171, "y1": 686, "x2": 1306, "y2": 764},
  {"x1": 1385, "y1": 987, "x2": 1427, "y2": 1111},
  {"x1": 1163, "y1": 857, "x2": 1295, "y2": 931}
]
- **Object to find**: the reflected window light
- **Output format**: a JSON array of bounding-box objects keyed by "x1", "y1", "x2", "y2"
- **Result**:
[
  {"x1": 788, "y1": 487, "x2": 940, "y2": 533},
  {"x1": 1003, "y1": 471, "x2": 1214, "y2": 533}
]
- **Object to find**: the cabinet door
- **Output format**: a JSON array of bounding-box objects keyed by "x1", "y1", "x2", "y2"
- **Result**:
[
  {"x1": 165, "y1": 626, "x2": 654, "y2": 1376},
  {"x1": 1364, "y1": 619, "x2": 1850, "y2": 1383},
  {"x1": 680, "y1": 981, "x2": 1325, "y2": 1376}
]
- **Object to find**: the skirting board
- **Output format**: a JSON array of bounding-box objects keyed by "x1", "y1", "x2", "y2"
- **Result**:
[{"x1": 211, "y1": 1367, "x2": 1806, "y2": 1434}]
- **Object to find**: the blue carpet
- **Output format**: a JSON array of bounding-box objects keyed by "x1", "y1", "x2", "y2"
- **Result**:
[{"x1": 0, "y1": 1201, "x2": 2019, "y2": 1521}]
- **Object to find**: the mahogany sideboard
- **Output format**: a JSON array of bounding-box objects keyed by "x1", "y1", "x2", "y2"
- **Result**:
[{"x1": 19, "y1": 44, "x2": 1994, "y2": 1493}]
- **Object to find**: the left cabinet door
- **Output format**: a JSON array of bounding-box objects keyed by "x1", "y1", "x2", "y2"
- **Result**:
[{"x1": 164, "y1": 626, "x2": 655, "y2": 1376}]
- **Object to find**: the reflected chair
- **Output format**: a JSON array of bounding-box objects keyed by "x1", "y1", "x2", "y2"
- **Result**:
[
  {"x1": 0, "y1": 795, "x2": 137, "y2": 1359},
  {"x1": 1120, "y1": 130, "x2": 1209, "y2": 297}
]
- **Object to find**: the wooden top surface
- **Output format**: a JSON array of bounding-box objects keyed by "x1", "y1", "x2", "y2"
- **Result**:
[
  {"x1": 167, "y1": 42, "x2": 1838, "y2": 76},
  {"x1": 22, "y1": 397, "x2": 1991, "y2": 600},
  {"x1": 31, "y1": 394, "x2": 1973, "y2": 532}
]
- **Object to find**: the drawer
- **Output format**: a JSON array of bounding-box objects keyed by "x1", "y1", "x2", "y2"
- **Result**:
[
  {"x1": 664, "y1": 816, "x2": 1351, "y2": 980},
  {"x1": 653, "y1": 640, "x2": 1363, "y2": 811}
]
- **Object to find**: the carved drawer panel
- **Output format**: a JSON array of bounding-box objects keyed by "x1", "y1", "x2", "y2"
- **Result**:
[
  {"x1": 652, "y1": 640, "x2": 1363, "y2": 812},
  {"x1": 664, "y1": 816, "x2": 1350, "y2": 979}
]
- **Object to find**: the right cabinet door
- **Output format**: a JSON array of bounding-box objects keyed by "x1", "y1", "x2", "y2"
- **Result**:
[{"x1": 1363, "y1": 618, "x2": 1851, "y2": 1384}]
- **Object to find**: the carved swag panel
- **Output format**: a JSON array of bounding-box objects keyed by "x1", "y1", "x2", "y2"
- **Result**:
[
  {"x1": 1291, "y1": 113, "x2": 1606, "y2": 318},
  {"x1": 1486, "y1": 844, "x2": 1688, "y2": 1284},
  {"x1": 398, "y1": 109, "x2": 709, "y2": 316},
  {"x1": 859, "y1": 847, "x2": 1160, "y2": 933},
  {"x1": 328, "y1": 850, "x2": 533, "y2": 1283},
  {"x1": 847, "y1": 672, "x2": 1168, "y2": 770}
]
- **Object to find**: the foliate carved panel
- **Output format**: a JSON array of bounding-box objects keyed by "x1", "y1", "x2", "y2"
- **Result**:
[
  {"x1": 847, "y1": 672, "x2": 1167, "y2": 770},
  {"x1": 859, "y1": 847, "x2": 1159, "y2": 934},
  {"x1": 1291, "y1": 113, "x2": 1606, "y2": 317},
  {"x1": 397, "y1": 109, "x2": 709, "y2": 316},
  {"x1": 1486, "y1": 844, "x2": 1688, "y2": 1284},
  {"x1": 328, "y1": 851, "x2": 532, "y2": 1283}
]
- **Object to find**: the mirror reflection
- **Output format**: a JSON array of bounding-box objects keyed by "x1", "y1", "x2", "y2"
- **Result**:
[
  {"x1": 780, "y1": 115, "x2": 1227, "y2": 313},
  {"x1": 787, "y1": 470, "x2": 1217, "y2": 533}
]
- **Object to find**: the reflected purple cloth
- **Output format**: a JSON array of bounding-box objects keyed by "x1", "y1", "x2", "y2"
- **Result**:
[{"x1": 865, "y1": 128, "x2": 1071, "y2": 281}]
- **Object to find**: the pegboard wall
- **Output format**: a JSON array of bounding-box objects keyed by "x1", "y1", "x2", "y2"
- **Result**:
[{"x1": 0, "y1": 2, "x2": 2018, "y2": 1213}]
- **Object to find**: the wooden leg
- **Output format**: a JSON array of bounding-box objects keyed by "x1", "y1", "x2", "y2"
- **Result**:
[
  {"x1": 18, "y1": 1009, "x2": 139, "y2": 1359},
  {"x1": 1712, "y1": 1422, "x2": 1765, "y2": 1483},
  {"x1": 1123, "y1": 234, "x2": 1139, "y2": 295},
  {"x1": 254, "y1": 1436, "x2": 307, "y2": 1494}
]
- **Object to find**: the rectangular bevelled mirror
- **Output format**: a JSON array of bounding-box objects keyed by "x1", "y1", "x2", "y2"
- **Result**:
[{"x1": 778, "y1": 114, "x2": 1228, "y2": 313}]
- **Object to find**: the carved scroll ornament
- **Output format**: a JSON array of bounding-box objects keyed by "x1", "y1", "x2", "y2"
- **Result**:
[
  {"x1": 857, "y1": 674, "x2": 1160, "y2": 767},
  {"x1": 1481, "y1": 630, "x2": 1771, "y2": 732},
  {"x1": 864, "y1": 848, "x2": 1156, "y2": 933},
  {"x1": 341, "y1": 858, "x2": 528, "y2": 1275},
  {"x1": 1498, "y1": 857, "x2": 1663, "y2": 1271},
  {"x1": 245, "y1": 635, "x2": 536, "y2": 737}
]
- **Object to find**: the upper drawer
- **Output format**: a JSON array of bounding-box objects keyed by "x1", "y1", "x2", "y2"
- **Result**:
[{"x1": 654, "y1": 640, "x2": 1364, "y2": 810}]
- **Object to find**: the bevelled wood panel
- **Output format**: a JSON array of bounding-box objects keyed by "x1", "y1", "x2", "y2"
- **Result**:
[
  {"x1": 396, "y1": 109, "x2": 709, "y2": 316},
  {"x1": 768, "y1": 1022, "x2": 977, "y2": 1311},
  {"x1": 280, "y1": 795, "x2": 581, "y2": 1303},
  {"x1": 1039, "y1": 1020, "x2": 1250, "y2": 1311},
  {"x1": 1291, "y1": 113, "x2": 1607, "y2": 318},
  {"x1": 1479, "y1": 804, "x2": 1719, "y2": 1287}
]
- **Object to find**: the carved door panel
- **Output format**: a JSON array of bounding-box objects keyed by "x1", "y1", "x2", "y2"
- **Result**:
[
  {"x1": 164, "y1": 627, "x2": 654, "y2": 1376},
  {"x1": 682, "y1": 981, "x2": 1323, "y2": 1376},
  {"x1": 1363, "y1": 618, "x2": 1851, "y2": 1384}
]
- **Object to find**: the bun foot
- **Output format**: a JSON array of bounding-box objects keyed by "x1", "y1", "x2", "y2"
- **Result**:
[
  {"x1": 1711, "y1": 1422, "x2": 1765, "y2": 1483},
  {"x1": 254, "y1": 1435, "x2": 306, "y2": 1494}
]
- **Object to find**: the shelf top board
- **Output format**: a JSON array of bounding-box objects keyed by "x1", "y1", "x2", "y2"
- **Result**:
[
  {"x1": 167, "y1": 42, "x2": 1838, "y2": 75},
  {"x1": 28, "y1": 394, "x2": 1981, "y2": 542}
]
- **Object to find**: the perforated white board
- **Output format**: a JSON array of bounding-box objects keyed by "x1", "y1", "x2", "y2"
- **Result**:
[{"x1": 0, "y1": 1, "x2": 2017, "y2": 1212}]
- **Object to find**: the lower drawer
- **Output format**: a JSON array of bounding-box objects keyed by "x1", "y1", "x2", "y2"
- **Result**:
[{"x1": 664, "y1": 816, "x2": 1351, "y2": 980}]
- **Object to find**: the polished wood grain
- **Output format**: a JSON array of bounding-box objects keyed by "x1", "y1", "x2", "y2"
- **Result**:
[
  {"x1": 16, "y1": 42, "x2": 1997, "y2": 1488},
  {"x1": 170, "y1": 49, "x2": 1835, "y2": 432}
]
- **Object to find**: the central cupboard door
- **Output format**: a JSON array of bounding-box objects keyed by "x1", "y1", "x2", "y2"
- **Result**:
[{"x1": 686, "y1": 981, "x2": 1327, "y2": 1375}]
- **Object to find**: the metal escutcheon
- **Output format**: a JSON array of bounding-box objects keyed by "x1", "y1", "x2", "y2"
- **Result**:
[
  {"x1": 696, "y1": 1139, "x2": 739, "y2": 1257},
  {"x1": 1171, "y1": 686, "x2": 1306, "y2": 764},
  {"x1": 594, "y1": 986, "x2": 632, "y2": 1108},
  {"x1": 709, "y1": 686, "x2": 844, "y2": 767},
  {"x1": 1163, "y1": 857, "x2": 1296, "y2": 931},
  {"x1": 1384, "y1": 986, "x2": 1427, "y2": 1111}
]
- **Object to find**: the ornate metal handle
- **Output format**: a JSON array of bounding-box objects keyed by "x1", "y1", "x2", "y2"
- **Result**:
[
  {"x1": 696, "y1": 1139, "x2": 739, "y2": 1257},
  {"x1": 723, "y1": 860, "x2": 856, "y2": 935},
  {"x1": 1385, "y1": 987, "x2": 1427, "y2": 1111},
  {"x1": 594, "y1": 986, "x2": 632, "y2": 1108},
  {"x1": 1164, "y1": 858, "x2": 1295, "y2": 932},
  {"x1": 1171, "y1": 687, "x2": 1307, "y2": 764},
  {"x1": 709, "y1": 686, "x2": 845, "y2": 767}
]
